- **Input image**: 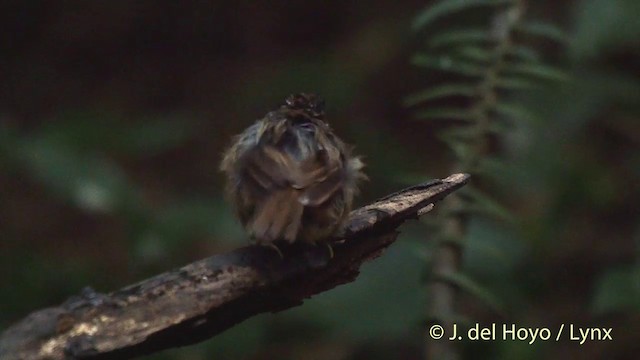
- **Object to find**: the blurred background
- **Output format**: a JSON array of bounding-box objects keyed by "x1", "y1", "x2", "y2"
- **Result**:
[{"x1": 0, "y1": 1, "x2": 638, "y2": 359}]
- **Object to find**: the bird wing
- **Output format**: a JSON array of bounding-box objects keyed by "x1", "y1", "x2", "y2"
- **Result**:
[
  {"x1": 242, "y1": 145, "x2": 345, "y2": 206},
  {"x1": 240, "y1": 141, "x2": 345, "y2": 243}
]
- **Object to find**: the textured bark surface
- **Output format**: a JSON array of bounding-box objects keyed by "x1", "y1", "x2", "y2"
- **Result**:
[{"x1": 0, "y1": 173, "x2": 469, "y2": 360}]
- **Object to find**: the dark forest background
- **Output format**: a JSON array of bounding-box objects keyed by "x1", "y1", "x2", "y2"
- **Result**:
[{"x1": 1, "y1": 1, "x2": 639, "y2": 359}]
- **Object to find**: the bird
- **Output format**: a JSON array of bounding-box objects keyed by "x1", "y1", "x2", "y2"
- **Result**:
[{"x1": 220, "y1": 93, "x2": 366, "y2": 253}]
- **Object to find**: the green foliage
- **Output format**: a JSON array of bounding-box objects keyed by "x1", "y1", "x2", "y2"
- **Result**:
[
  {"x1": 407, "y1": 0, "x2": 567, "y2": 225},
  {"x1": 515, "y1": 21, "x2": 571, "y2": 43},
  {"x1": 592, "y1": 265, "x2": 640, "y2": 314},
  {"x1": 2, "y1": 1, "x2": 639, "y2": 359},
  {"x1": 437, "y1": 271, "x2": 505, "y2": 315},
  {"x1": 429, "y1": 28, "x2": 493, "y2": 48},
  {"x1": 409, "y1": 1, "x2": 640, "y2": 359},
  {"x1": 0, "y1": 113, "x2": 243, "y2": 274},
  {"x1": 403, "y1": 84, "x2": 477, "y2": 106},
  {"x1": 285, "y1": 244, "x2": 428, "y2": 340},
  {"x1": 14, "y1": 134, "x2": 141, "y2": 213},
  {"x1": 411, "y1": 54, "x2": 486, "y2": 76},
  {"x1": 30, "y1": 113, "x2": 194, "y2": 157},
  {"x1": 571, "y1": 0, "x2": 640, "y2": 59},
  {"x1": 408, "y1": 0, "x2": 568, "y2": 351},
  {"x1": 461, "y1": 187, "x2": 515, "y2": 223},
  {"x1": 415, "y1": 108, "x2": 475, "y2": 121},
  {"x1": 413, "y1": 0, "x2": 515, "y2": 30},
  {"x1": 491, "y1": 102, "x2": 537, "y2": 124},
  {"x1": 502, "y1": 63, "x2": 570, "y2": 82}
]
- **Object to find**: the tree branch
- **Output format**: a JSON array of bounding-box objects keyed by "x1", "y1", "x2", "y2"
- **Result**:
[{"x1": 0, "y1": 173, "x2": 469, "y2": 360}]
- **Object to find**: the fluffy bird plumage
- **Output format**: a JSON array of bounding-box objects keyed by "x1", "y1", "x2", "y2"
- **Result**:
[{"x1": 220, "y1": 93, "x2": 365, "y2": 246}]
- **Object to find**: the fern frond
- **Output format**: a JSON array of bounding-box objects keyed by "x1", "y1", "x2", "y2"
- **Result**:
[
  {"x1": 507, "y1": 45, "x2": 540, "y2": 62},
  {"x1": 404, "y1": 84, "x2": 477, "y2": 106},
  {"x1": 503, "y1": 63, "x2": 570, "y2": 82},
  {"x1": 412, "y1": 54, "x2": 485, "y2": 76},
  {"x1": 429, "y1": 28, "x2": 493, "y2": 48},
  {"x1": 440, "y1": 126, "x2": 481, "y2": 141},
  {"x1": 486, "y1": 120, "x2": 511, "y2": 134},
  {"x1": 472, "y1": 157, "x2": 510, "y2": 179},
  {"x1": 494, "y1": 77, "x2": 540, "y2": 90},
  {"x1": 516, "y1": 21, "x2": 571, "y2": 43},
  {"x1": 414, "y1": 108, "x2": 475, "y2": 121},
  {"x1": 441, "y1": 136, "x2": 474, "y2": 161},
  {"x1": 492, "y1": 102, "x2": 537, "y2": 123},
  {"x1": 435, "y1": 271, "x2": 505, "y2": 314},
  {"x1": 462, "y1": 187, "x2": 516, "y2": 222},
  {"x1": 454, "y1": 46, "x2": 495, "y2": 63},
  {"x1": 413, "y1": 0, "x2": 516, "y2": 30}
]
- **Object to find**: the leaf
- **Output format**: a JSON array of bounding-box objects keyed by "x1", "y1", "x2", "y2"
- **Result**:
[
  {"x1": 439, "y1": 126, "x2": 480, "y2": 141},
  {"x1": 571, "y1": 0, "x2": 640, "y2": 59},
  {"x1": 507, "y1": 45, "x2": 541, "y2": 62},
  {"x1": 412, "y1": 54, "x2": 485, "y2": 76},
  {"x1": 152, "y1": 199, "x2": 244, "y2": 248},
  {"x1": 440, "y1": 135, "x2": 473, "y2": 161},
  {"x1": 119, "y1": 117, "x2": 194, "y2": 156},
  {"x1": 592, "y1": 265, "x2": 640, "y2": 314},
  {"x1": 462, "y1": 186, "x2": 515, "y2": 222},
  {"x1": 454, "y1": 45, "x2": 495, "y2": 63},
  {"x1": 473, "y1": 157, "x2": 511, "y2": 179},
  {"x1": 437, "y1": 271, "x2": 505, "y2": 315},
  {"x1": 414, "y1": 108, "x2": 474, "y2": 121},
  {"x1": 516, "y1": 21, "x2": 571, "y2": 43},
  {"x1": 413, "y1": 0, "x2": 515, "y2": 30},
  {"x1": 404, "y1": 84, "x2": 477, "y2": 106},
  {"x1": 429, "y1": 28, "x2": 493, "y2": 48},
  {"x1": 16, "y1": 136, "x2": 143, "y2": 214},
  {"x1": 35, "y1": 113, "x2": 194, "y2": 157},
  {"x1": 503, "y1": 63, "x2": 570, "y2": 82},
  {"x1": 406, "y1": 242, "x2": 433, "y2": 263},
  {"x1": 493, "y1": 102, "x2": 537, "y2": 123},
  {"x1": 494, "y1": 77, "x2": 540, "y2": 90},
  {"x1": 484, "y1": 119, "x2": 513, "y2": 136},
  {"x1": 432, "y1": 232, "x2": 467, "y2": 248}
]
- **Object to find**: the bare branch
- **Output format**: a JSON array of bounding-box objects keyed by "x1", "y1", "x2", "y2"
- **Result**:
[{"x1": 0, "y1": 173, "x2": 469, "y2": 360}]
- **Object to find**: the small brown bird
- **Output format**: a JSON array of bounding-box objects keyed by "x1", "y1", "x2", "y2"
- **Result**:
[{"x1": 220, "y1": 93, "x2": 366, "y2": 249}]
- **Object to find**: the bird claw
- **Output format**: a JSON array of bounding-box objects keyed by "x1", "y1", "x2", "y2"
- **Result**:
[
  {"x1": 324, "y1": 242, "x2": 334, "y2": 259},
  {"x1": 263, "y1": 243, "x2": 284, "y2": 259}
]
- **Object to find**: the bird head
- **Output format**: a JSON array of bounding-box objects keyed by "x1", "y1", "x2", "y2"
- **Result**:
[{"x1": 283, "y1": 93, "x2": 325, "y2": 120}]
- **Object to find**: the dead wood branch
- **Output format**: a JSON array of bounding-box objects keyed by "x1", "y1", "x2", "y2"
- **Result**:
[{"x1": 0, "y1": 173, "x2": 469, "y2": 360}]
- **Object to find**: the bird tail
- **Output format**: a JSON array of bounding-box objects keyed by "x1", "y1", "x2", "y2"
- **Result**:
[{"x1": 249, "y1": 189, "x2": 303, "y2": 244}]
